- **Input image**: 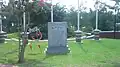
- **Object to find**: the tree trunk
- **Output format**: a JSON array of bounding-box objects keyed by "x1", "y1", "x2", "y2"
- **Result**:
[
  {"x1": 18, "y1": 16, "x2": 27, "y2": 63},
  {"x1": 18, "y1": 43, "x2": 26, "y2": 63}
]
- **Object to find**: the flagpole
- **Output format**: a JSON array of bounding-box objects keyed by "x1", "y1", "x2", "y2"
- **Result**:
[
  {"x1": 96, "y1": 0, "x2": 98, "y2": 30},
  {"x1": 77, "y1": 0, "x2": 80, "y2": 31},
  {"x1": 93, "y1": 0, "x2": 100, "y2": 40},
  {"x1": 51, "y1": 0, "x2": 53, "y2": 22},
  {"x1": 0, "y1": 0, "x2": 3, "y2": 32},
  {"x1": 74, "y1": 0, "x2": 83, "y2": 43}
]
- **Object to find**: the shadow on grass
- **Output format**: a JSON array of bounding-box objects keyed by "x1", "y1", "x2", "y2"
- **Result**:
[
  {"x1": 76, "y1": 42, "x2": 88, "y2": 53},
  {"x1": 0, "y1": 58, "x2": 50, "y2": 67},
  {"x1": 3, "y1": 49, "x2": 18, "y2": 55},
  {"x1": 106, "y1": 61, "x2": 120, "y2": 67},
  {"x1": 42, "y1": 53, "x2": 70, "y2": 61},
  {"x1": 91, "y1": 40, "x2": 117, "y2": 50},
  {"x1": 0, "y1": 49, "x2": 18, "y2": 64},
  {"x1": 112, "y1": 62, "x2": 120, "y2": 67},
  {"x1": 0, "y1": 59, "x2": 18, "y2": 65},
  {"x1": 99, "y1": 41, "x2": 117, "y2": 49},
  {"x1": 0, "y1": 46, "x2": 3, "y2": 48},
  {"x1": 28, "y1": 53, "x2": 41, "y2": 55},
  {"x1": 97, "y1": 60, "x2": 120, "y2": 67},
  {"x1": 96, "y1": 40, "x2": 109, "y2": 48},
  {"x1": 42, "y1": 55, "x2": 54, "y2": 60}
]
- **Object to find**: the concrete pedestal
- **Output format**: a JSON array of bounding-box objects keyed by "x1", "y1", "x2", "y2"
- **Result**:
[
  {"x1": 46, "y1": 22, "x2": 70, "y2": 55},
  {"x1": 93, "y1": 29, "x2": 100, "y2": 40},
  {"x1": 74, "y1": 30, "x2": 82, "y2": 43},
  {"x1": 0, "y1": 31, "x2": 7, "y2": 43},
  {"x1": 46, "y1": 46, "x2": 70, "y2": 54}
]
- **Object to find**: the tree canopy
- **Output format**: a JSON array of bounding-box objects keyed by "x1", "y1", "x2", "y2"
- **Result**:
[{"x1": 1, "y1": 0, "x2": 120, "y2": 36}]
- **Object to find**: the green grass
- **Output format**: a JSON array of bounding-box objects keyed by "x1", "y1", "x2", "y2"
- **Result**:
[
  {"x1": 7, "y1": 32, "x2": 19, "y2": 39},
  {"x1": 0, "y1": 39, "x2": 120, "y2": 67}
]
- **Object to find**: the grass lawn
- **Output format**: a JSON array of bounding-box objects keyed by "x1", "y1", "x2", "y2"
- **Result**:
[{"x1": 0, "y1": 39, "x2": 120, "y2": 67}]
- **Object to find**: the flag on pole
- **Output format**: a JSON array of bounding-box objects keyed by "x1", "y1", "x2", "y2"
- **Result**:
[
  {"x1": 38, "y1": 0, "x2": 52, "y2": 7},
  {"x1": 38, "y1": 0, "x2": 53, "y2": 22},
  {"x1": 38, "y1": 0, "x2": 45, "y2": 6},
  {"x1": 40, "y1": 0, "x2": 44, "y2": 2}
]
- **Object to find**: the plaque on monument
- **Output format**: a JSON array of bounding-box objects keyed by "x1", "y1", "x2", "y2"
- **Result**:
[{"x1": 46, "y1": 22, "x2": 70, "y2": 54}]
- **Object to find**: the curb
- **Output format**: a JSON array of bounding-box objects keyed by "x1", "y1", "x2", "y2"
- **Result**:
[{"x1": 5, "y1": 38, "x2": 75, "y2": 42}]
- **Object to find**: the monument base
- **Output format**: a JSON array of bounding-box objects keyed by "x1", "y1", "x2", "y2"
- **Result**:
[
  {"x1": 0, "y1": 31, "x2": 7, "y2": 43},
  {"x1": 46, "y1": 46, "x2": 70, "y2": 55},
  {"x1": 74, "y1": 30, "x2": 82, "y2": 42},
  {"x1": 0, "y1": 38, "x2": 5, "y2": 43},
  {"x1": 93, "y1": 29, "x2": 100, "y2": 40}
]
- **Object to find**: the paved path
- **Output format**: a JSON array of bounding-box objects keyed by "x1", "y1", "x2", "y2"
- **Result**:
[
  {"x1": 0, "y1": 64, "x2": 18, "y2": 67},
  {"x1": 5, "y1": 38, "x2": 75, "y2": 42},
  {"x1": 5, "y1": 35, "x2": 94, "y2": 42}
]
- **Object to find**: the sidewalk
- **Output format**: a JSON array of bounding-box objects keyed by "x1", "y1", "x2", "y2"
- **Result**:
[
  {"x1": 5, "y1": 38, "x2": 75, "y2": 42},
  {"x1": 5, "y1": 35, "x2": 95, "y2": 42}
]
